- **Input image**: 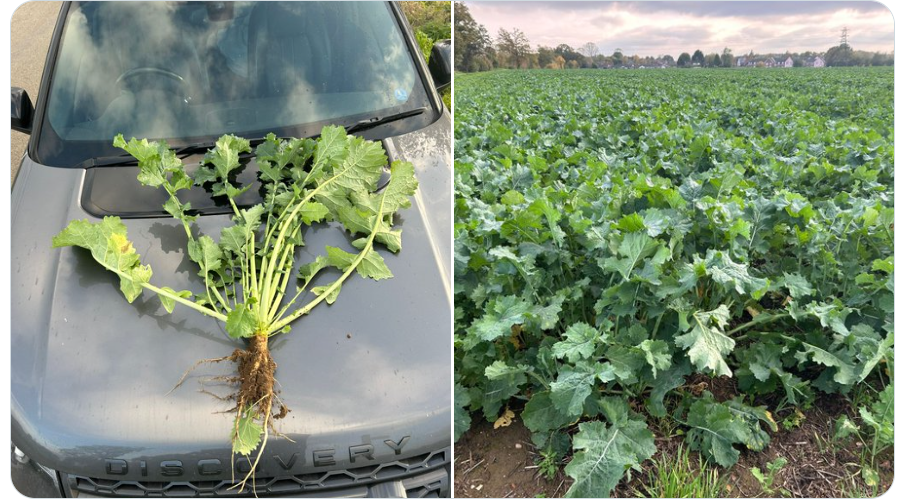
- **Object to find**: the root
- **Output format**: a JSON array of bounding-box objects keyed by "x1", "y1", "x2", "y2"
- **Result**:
[
  {"x1": 229, "y1": 334, "x2": 279, "y2": 494},
  {"x1": 171, "y1": 334, "x2": 284, "y2": 495},
  {"x1": 167, "y1": 354, "x2": 238, "y2": 395},
  {"x1": 198, "y1": 389, "x2": 235, "y2": 402}
]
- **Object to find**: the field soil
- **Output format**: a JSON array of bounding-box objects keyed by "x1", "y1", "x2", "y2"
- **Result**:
[
  {"x1": 454, "y1": 415, "x2": 571, "y2": 498},
  {"x1": 455, "y1": 392, "x2": 893, "y2": 498}
]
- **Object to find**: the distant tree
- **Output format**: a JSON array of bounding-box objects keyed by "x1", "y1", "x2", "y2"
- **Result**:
[
  {"x1": 553, "y1": 55, "x2": 566, "y2": 69},
  {"x1": 454, "y1": 2, "x2": 492, "y2": 71},
  {"x1": 555, "y1": 44, "x2": 586, "y2": 67},
  {"x1": 677, "y1": 52, "x2": 691, "y2": 67},
  {"x1": 496, "y1": 27, "x2": 531, "y2": 69},
  {"x1": 566, "y1": 59, "x2": 580, "y2": 69},
  {"x1": 852, "y1": 51, "x2": 873, "y2": 66},
  {"x1": 711, "y1": 53, "x2": 722, "y2": 67},
  {"x1": 581, "y1": 42, "x2": 600, "y2": 58},
  {"x1": 692, "y1": 49, "x2": 705, "y2": 66},
  {"x1": 824, "y1": 44, "x2": 854, "y2": 66},
  {"x1": 662, "y1": 54, "x2": 676, "y2": 66},
  {"x1": 721, "y1": 47, "x2": 734, "y2": 67},
  {"x1": 793, "y1": 57, "x2": 804, "y2": 67},
  {"x1": 872, "y1": 52, "x2": 894, "y2": 66},
  {"x1": 471, "y1": 53, "x2": 492, "y2": 72},
  {"x1": 537, "y1": 45, "x2": 555, "y2": 68},
  {"x1": 612, "y1": 48, "x2": 624, "y2": 66}
]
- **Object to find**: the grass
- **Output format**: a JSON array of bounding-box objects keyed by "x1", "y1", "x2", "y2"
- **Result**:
[
  {"x1": 838, "y1": 476, "x2": 881, "y2": 498},
  {"x1": 635, "y1": 445, "x2": 727, "y2": 498},
  {"x1": 442, "y1": 89, "x2": 452, "y2": 111}
]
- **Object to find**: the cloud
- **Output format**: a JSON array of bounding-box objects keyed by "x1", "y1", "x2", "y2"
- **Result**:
[
  {"x1": 622, "y1": 1, "x2": 890, "y2": 17},
  {"x1": 466, "y1": 1, "x2": 895, "y2": 54}
]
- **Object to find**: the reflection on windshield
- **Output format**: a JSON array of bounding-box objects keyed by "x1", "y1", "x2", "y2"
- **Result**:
[{"x1": 46, "y1": 1, "x2": 423, "y2": 142}]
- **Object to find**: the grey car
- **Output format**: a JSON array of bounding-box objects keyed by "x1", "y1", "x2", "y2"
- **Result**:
[{"x1": 11, "y1": 1, "x2": 451, "y2": 497}]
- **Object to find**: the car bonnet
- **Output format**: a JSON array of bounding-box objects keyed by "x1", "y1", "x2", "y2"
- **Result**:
[{"x1": 10, "y1": 113, "x2": 452, "y2": 483}]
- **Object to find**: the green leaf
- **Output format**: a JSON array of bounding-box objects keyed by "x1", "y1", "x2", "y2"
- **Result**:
[
  {"x1": 298, "y1": 255, "x2": 330, "y2": 285},
  {"x1": 338, "y1": 206, "x2": 376, "y2": 234},
  {"x1": 220, "y1": 226, "x2": 247, "y2": 254},
  {"x1": 522, "y1": 391, "x2": 577, "y2": 432},
  {"x1": 745, "y1": 342, "x2": 786, "y2": 382},
  {"x1": 685, "y1": 397, "x2": 739, "y2": 467},
  {"x1": 470, "y1": 296, "x2": 530, "y2": 343},
  {"x1": 159, "y1": 287, "x2": 192, "y2": 314},
  {"x1": 374, "y1": 228, "x2": 403, "y2": 253},
  {"x1": 114, "y1": 134, "x2": 189, "y2": 190},
  {"x1": 795, "y1": 342, "x2": 857, "y2": 385},
  {"x1": 857, "y1": 331, "x2": 893, "y2": 381},
  {"x1": 188, "y1": 235, "x2": 223, "y2": 275},
  {"x1": 300, "y1": 202, "x2": 330, "y2": 225},
  {"x1": 565, "y1": 398, "x2": 656, "y2": 497},
  {"x1": 686, "y1": 395, "x2": 773, "y2": 467},
  {"x1": 834, "y1": 415, "x2": 859, "y2": 440},
  {"x1": 501, "y1": 189, "x2": 526, "y2": 205},
  {"x1": 379, "y1": 160, "x2": 419, "y2": 216},
  {"x1": 311, "y1": 282, "x2": 342, "y2": 304},
  {"x1": 704, "y1": 250, "x2": 769, "y2": 300},
  {"x1": 357, "y1": 250, "x2": 393, "y2": 280},
  {"x1": 326, "y1": 246, "x2": 357, "y2": 271},
  {"x1": 638, "y1": 340, "x2": 672, "y2": 378},
  {"x1": 727, "y1": 218, "x2": 752, "y2": 241},
  {"x1": 550, "y1": 364, "x2": 596, "y2": 417},
  {"x1": 615, "y1": 213, "x2": 645, "y2": 232},
  {"x1": 51, "y1": 217, "x2": 153, "y2": 303},
  {"x1": 308, "y1": 125, "x2": 350, "y2": 181},
  {"x1": 454, "y1": 382, "x2": 472, "y2": 442},
  {"x1": 552, "y1": 323, "x2": 601, "y2": 361},
  {"x1": 330, "y1": 136, "x2": 389, "y2": 193},
  {"x1": 231, "y1": 406, "x2": 263, "y2": 456},
  {"x1": 675, "y1": 305, "x2": 736, "y2": 377},
  {"x1": 601, "y1": 232, "x2": 657, "y2": 280},
  {"x1": 257, "y1": 160, "x2": 285, "y2": 184},
  {"x1": 806, "y1": 301, "x2": 851, "y2": 337},
  {"x1": 647, "y1": 360, "x2": 689, "y2": 417},
  {"x1": 604, "y1": 345, "x2": 645, "y2": 381},
  {"x1": 872, "y1": 257, "x2": 893, "y2": 274},
  {"x1": 226, "y1": 303, "x2": 258, "y2": 339},
  {"x1": 240, "y1": 205, "x2": 265, "y2": 232},
  {"x1": 781, "y1": 272, "x2": 814, "y2": 298},
  {"x1": 119, "y1": 262, "x2": 152, "y2": 303},
  {"x1": 203, "y1": 134, "x2": 251, "y2": 180},
  {"x1": 482, "y1": 361, "x2": 528, "y2": 420}
]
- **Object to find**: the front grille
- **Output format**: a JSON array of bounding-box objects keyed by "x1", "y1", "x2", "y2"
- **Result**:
[{"x1": 63, "y1": 448, "x2": 449, "y2": 497}]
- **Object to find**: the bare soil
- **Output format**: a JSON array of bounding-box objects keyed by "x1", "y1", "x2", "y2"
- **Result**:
[
  {"x1": 454, "y1": 392, "x2": 893, "y2": 498},
  {"x1": 454, "y1": 415, "x2": 571, "y2": 498}
]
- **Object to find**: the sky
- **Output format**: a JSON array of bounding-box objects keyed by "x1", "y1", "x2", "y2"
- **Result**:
[{"x1": 466, "y1": 1, "x2": 895, "y2": 56}]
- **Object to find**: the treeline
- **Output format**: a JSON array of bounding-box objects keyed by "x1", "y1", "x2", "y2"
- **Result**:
[
  {"x1": 824, "y1": 44, "x2": 894, "y2": 67},
  {"x1": 454, "y1": 2, "x2": 893, "y2": 72}
]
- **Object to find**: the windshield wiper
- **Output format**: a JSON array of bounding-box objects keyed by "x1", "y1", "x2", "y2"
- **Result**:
[
  {"x1": 73, "y1": 140, "x2": 260, "y2": 169},
  {"x1": 74, "y1": 153, "x2": 140, "y2": 169},
  {"x1": 344, "y1": 107, "x2": 427, "y2": 135},
  {"x1": 72, "y1": 108, "x2": 426, "y2": 168}
]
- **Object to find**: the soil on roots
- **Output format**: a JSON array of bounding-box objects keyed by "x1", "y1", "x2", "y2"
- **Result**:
[{"x1": 233, "y1": 334, "x2": 277, "y2": 415}]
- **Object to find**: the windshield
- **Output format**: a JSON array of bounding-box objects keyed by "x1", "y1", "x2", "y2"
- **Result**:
[{"x1": 38, "y1": 1, "x2": 430, "y2": 166}]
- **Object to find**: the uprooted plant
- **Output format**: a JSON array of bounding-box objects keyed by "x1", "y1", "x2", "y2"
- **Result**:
[{"x1": 52, "y1": 126, "x2": 417, "y2": 490}]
